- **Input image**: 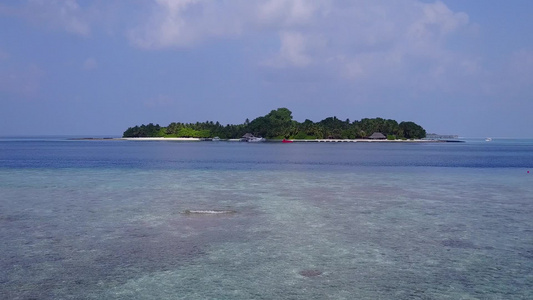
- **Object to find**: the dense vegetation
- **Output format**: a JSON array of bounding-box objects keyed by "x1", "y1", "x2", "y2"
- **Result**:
[{"x1": 123, "y1": 108, "x2": 426, "y2": 139}]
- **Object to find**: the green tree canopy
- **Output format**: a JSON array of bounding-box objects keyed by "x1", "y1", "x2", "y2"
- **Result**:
[
  {"x1": 399, "y1": 121, "x2": 426, "y2": 139},
  {"x1": 122, "y1": 108, "x2": 427, "y2": 140}
]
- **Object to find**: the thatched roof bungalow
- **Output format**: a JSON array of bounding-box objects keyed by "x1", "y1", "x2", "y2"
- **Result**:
[{"x1": 368, "y1": 132, "x2": 386, "y2": 139}]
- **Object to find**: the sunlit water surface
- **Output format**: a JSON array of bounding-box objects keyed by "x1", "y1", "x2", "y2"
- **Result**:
[{"x1": 1, "y1": 139, "x2": 532, "y2": 299}]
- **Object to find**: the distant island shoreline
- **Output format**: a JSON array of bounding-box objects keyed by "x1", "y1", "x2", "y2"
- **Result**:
[
  {"x1": 121, "y1": 107, "x2": 454, "y2": 141},
  {"x1": 72, "y1": 137, "x2": 463, "y2": 143},
  {"x1": 121, "y1": 137, "x2": 461, "y2": 143}
]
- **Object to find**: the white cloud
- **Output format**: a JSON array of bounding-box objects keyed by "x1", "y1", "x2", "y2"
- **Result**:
[
  {"x1": 129, "y1": 0, "x2": 329, "y2": 49},
  {"x1": 312, "y1": 0, "x2": 475, "y2": 90},
  {"x1": 5, "y1": 0, "x2": 479, "y2": 93},
  {"x1": 129, "y1": 0, "x2": 248, "y2": 48},
  {"x1": 279, "y1": 31, "x2": 311, "y2": 67},
  {"x1": 264, "y1": 31, "x2": 315, "y2": 67},
  {"x1": 410, "y1": 1, "x2": 469, "y2": 37},
  {"x1": 129, "y1": 1, "x2": 474, "y2": 83},
  {"x1": 53, "y1": 0, "x2": 90, "y2": 35},
  {"x1": 256, "y1": 0, "x2": 322, "y2": 26},
  {"x1": 0, "y1": 0, "x2": 91, "y2": 36}
]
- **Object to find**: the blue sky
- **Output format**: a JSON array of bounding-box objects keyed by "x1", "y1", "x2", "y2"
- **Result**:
[{"x1": 1, "y1": 0, "x2": 532, "y2": 137}]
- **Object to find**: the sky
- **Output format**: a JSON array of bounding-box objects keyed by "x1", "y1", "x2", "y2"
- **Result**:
[{"x1": 1, "y1": 0, "x2": 532, "y2": 138}]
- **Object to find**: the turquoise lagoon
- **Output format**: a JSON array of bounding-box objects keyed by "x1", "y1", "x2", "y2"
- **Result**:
[{"x1": 0, "y1": 138, "x2": 532, "y2": 299}]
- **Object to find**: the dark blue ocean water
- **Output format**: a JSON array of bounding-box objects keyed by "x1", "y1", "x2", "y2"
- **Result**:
[
  {"x1": 2, "y1": 138, "x2": 532, "y2": 169},
  {"x1": 1, "y1": 138, "x2": 532, "y2": 299}
]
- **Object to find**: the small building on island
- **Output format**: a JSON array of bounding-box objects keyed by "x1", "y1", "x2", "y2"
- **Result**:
[{"x1": 368, "y1": 132, "x2": 386, "y2": 139}]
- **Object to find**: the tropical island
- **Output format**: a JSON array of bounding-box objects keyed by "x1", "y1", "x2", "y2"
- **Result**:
[{"x1": 123, "y1": 108, "x2": 426, "y2": 140}]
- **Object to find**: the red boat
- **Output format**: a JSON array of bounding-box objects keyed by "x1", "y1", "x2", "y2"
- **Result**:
[{"x1": 282, "y1": 139, "x2": 293, "y2": 143}]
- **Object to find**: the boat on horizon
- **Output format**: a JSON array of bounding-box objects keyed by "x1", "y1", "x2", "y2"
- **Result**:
[
  {"x1": 241, "y1": 133, "x2": 265, "y2": 142},
  {"x1": 486, "y1": 138, "x2": 492, "y2": 142}
]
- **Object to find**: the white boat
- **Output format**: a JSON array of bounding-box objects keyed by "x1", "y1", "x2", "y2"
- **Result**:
[
  {"x1": 247, "y1": 137, "x2": 265, "y2": 142},
  {"x1": 485, "y1": 138, "x2": 492, "y2": 142}
]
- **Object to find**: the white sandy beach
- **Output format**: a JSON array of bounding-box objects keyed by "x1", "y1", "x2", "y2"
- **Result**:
[
  {"x1": 121, "y1": 137, "x2": 201, "y2": 141},
  {"x1": 121, "y1": 137, "x2": 445, "y2": 143}
]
